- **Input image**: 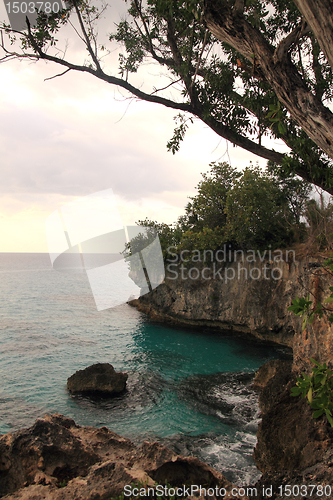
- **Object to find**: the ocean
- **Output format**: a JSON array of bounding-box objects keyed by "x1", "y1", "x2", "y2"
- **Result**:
[{"x1": 0, "y1": 253, "x2": 290, "y2": 485}]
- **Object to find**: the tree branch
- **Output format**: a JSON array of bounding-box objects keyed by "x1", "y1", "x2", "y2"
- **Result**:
[
  {"x1": 72, "y1": 0, "x2": 101, "y2": 73},
  {"x1": 293, "y1": 0, "x2": 333, "y2": 71},
  {"x1": 195, "y1": 110, "x2": 285, "y2": 163},
  {"x1": 44, "y1": 68, "x2": 71, "y2": 80},
  {"x1": 166, "y1": 17, "x2": 184, "y2": 71},
  {"x1": 25, "y1": 16, "x2": 43, "y2": 57},
  {"x1": 204, "y1": 0, "x2": 333, "y2": 162},
  {"x1": 274, "y1": 20, "x2": 311, "y2": 63},
  {"x1": 0, "y1": 26, "x2": 290, "y2": 165},
  {"x1": 191, "y1": 29, "x2": 208, "y2": 89},
  {"x1": 151, "y1": 78, "x2": 182, "y2": 95},
  {"x1": 132, "y1": 0, "x2": 161, "y2": 63}
]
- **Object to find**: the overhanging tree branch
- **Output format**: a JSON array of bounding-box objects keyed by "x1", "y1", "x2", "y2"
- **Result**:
[
  {"x1": 204, "y1": 0, "x2": 333, "y2": 161},
  {"x1": 0, "y1": 26, "x2": 285, "y2": 164},
  {"x1": 1, "y1": 0, "x2": 333, "y2": 195},
  {"x1": 72, "y1": 0, "x2": 101, "y2": 73},
  {"x1": 274, "y1": 20, "x2": 311, "y2": 63}
]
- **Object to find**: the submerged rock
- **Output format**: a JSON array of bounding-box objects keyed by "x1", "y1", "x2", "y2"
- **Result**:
[
  {"x1": 67, "y1": 363, "x2": 128, "y2": 396},
  {"x1": 0, "y1": 414, "x2": 245, "y2": 500}
]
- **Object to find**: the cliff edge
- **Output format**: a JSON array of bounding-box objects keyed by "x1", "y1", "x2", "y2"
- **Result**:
[{"x1": 130, "y1": 257, "x2": 333, "y2": 372}]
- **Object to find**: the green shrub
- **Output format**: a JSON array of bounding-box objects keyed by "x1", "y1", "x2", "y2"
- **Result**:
[{"x1": 291, "y1": 358, "x2": 333, "y2": 427}]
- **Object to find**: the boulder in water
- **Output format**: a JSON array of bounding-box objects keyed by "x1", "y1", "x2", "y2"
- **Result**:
[{"x1": 67, "y1": 363, "x2": 127, "y2": 396}]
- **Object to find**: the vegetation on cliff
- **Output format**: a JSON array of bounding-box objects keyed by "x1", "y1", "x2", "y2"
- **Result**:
[
  {"x1": 134, "y1": 160, "x2": 329, "y2": 259},
  {"x1": 291, "y1": 358, "x2": 333, "y2": 426}
]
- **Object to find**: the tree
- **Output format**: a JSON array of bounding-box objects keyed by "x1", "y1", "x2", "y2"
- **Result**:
[
  {"x1": 183, "y1": 162, "x2": 241, "y2": 231},
  {"x1": 1, "y1": 0, "x2": 333, "y2": 192},
  {"x1": 204, "y1": 0, "x2": 333, "y2": 166},
  {"x1": 267, "y1": 160, "x2": 312, "y2": 225},
  {"x1": 182, "y1": 162, "x2": 307, "y2": 250},
  {"x1": 143, "y1": 162, "x2": 310, "y2": 253},
  {"x1": 224, "y1": 164, "x2": 296, "y2": 249}
]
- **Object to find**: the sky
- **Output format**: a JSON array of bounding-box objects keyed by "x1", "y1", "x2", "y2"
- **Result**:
[{"x1": 0, "y1": 0, "x2": 288, "y2": 253}]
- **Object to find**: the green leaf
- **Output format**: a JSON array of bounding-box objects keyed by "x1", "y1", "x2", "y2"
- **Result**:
[
  {"x1": 327, "y1": 413, "x2": 333, "y2": 427},
  {"x1": 302, "y1": 315, "x2": 307, "y2": 331},
  {"x1": 307, "y1": 387, "x2": 313, "y2": 403},
  {"x1": 278, "y1": 121, "x2": 286, "y2": 135},
  {"x1": 324, "y1": 295, "x2": 333, "y2": 303},
  {"x1": 313, "y1": 409, "x2": 324, "y2": 418},
  {"x1": 291, "y1": 387, "x2": 302, "y2": 396}
]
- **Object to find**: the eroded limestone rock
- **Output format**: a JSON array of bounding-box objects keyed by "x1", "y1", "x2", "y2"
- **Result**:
[
  {"x1": 0, "y1": 414, "x2": 244, "y2": 500},
  {"x1": 67, "y1": 363, "x2": 128, "y2": 396},
  {"x1": 252, "y1": 360, "x2": 333, "y2": 500}
]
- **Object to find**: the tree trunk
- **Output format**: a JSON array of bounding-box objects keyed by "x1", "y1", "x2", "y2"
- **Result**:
[
  {"x1": 294, "y1": 0, "x2": 333, "y2": 71},
  {"x1": 204, "y1": 0, "x2": 333, "y2": 162}
]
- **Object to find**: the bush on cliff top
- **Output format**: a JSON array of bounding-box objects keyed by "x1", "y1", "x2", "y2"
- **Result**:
[{"x1": 136, "y1": 161, "x2": 310, "y2": 257}]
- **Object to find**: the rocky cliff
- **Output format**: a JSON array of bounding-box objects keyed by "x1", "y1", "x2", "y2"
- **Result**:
[
  {"x1": 252, "y1": 359, "x2": 333, "y2": 500},
  {"x1": 2, "y1": 257, "x2": 333, "y2": 499},
  {"x1": 131, "y1": 256, "x2": 333, "y2": 372},
  {"x1": 0, "y1": 414, "x2": 244, "y2": 500},
  {"x1": 130, "y1": 255, "x2": 333, "y2": 496}
]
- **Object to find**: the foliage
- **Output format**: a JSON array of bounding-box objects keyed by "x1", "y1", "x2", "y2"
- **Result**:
[
  {"x1": 121, "y1": 220, "x2": 180, "y2": 286},
  {"x1": 177, "y1": 227, "x2": 226, "y2": 253},
  {"x1": 131, "y1": 161, "x2": 311, "y2": 258},
  {"x1": 1, "y1": 0, "x2": 333, "y2": 192},
  {"x1": 287, "y1": 199, "x2": 333, "y2": 332},
  {"x1": 132, "y1": 219, "x2": 183, "y2": 261},
  {"x1": 304, "y1": 196, "x2": 333, "y2": 252},
  {"x1": 291, "y1": 358, "x2": 333, "y2": 427},
  {"x1": 288, "y1": 294, "x2": 323, "y2": 331},
  {"x1": 287, "y1": 253, "x2": 333, "y2": 331},
  {"x1": 176, "y1": 161, "x2": 309, "y2": 252},
  {"x1": 267, "y1": 161, "x2": 312, "y2": 225},
  {"x1": 224, "y1": 165, "x2": 295, "y2": 249},
  {"x1": 108, "y1": 0, "x2": 333, "y2": 192},
  {"x1": 182, "y1": 162, "x2": 241, "y2": 233}
]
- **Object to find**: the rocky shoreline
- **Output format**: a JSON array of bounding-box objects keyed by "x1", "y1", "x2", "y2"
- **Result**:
[
  {"x1": 252, "y1": 359, "x2": 333, "y2": 499},
  {"x1": 1, "y1": 363, "x2": 333, "y2": 499},
  {"x1": 127, "y1": 257, "x2": 333, "y2": 497},
  {"x1": 0, "y1": 413, "x2": 245, "y2": 500},
  {"x1": 2, "y1": 257, "x2": 333, "y2": 498},
  {"x1": 129, "y1": 257, "x2": 333, "y2": 372}
]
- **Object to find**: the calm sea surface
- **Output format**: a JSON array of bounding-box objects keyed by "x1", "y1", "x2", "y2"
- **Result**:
[{"x1": 0, "y1": 253, "x2": 290, "y2": 485}]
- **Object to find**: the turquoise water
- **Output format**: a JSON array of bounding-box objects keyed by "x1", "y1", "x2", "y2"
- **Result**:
[{"x1": 0, "y1": 253, "x2": 290, "y2": 484}]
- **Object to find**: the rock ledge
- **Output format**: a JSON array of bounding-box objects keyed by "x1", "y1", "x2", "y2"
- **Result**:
[{"x1": 0, "y1": 414, "x2": 245, "y2": 500}]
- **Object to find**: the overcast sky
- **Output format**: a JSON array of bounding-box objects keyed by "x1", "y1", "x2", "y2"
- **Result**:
[{"x1": 0, "y1": 0, "x2": 287, "y2": 253}]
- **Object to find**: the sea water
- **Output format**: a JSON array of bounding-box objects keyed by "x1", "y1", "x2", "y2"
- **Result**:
[{"x1": 0, "y1": 253, "x2": 290, "y2": 485}]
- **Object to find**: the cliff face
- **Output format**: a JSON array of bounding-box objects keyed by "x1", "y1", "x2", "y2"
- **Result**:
[
  {"x1": 132, "y1": 256, "x2": 333, "y2": 372},
  {"x1": 252, "y1": 360, "x2": 333, "y2": 500},
  {"x1": 2, "y1": 258, "x2": 333, "y2": 499},
  {"x1": 132, "y1": 258, "x2": 333, "y2": 496}
]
